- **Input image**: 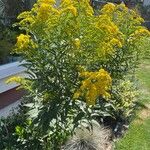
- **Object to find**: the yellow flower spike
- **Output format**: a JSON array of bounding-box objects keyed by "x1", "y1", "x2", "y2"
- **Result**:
[
  {"x1": 81, "y1": 80, "x2": 91, "y2": 90},
  {"x1": 6, "y1": 76, "x2": 30, "y2": 91},
  {"x1": 134, "y1": 28, "x2": 150, "y2": 36},
  {"x1": 74, "y1": 38, "x2": 80, "y2": 49},
  {"x1": 85, "y1": 1, "x2": 94, "y2": 16},
  {"x1": 101, "y1": 3, "x2": 116, "y2": 15},
  {"x1": 17, "y1": 11, "x2": 30, "y2": 20},
  {"x1": 21, "y1": 17, "x2": 35, "y2": 25},
  {"x1": 16, "y1": 34, "x2": 30, "y2": 50},
  {"x1": 67, "y1": 5, "x2": 77, "y2": 16},
  {"x1": 129, "y1": 28, "x2": 150, "y2": 42},
  {"x1": 37, "y1": 3, "x2": 52, "y2": 20},
  {"x1": 6, "y1": 76, "x2": 23, "y2": 84}
]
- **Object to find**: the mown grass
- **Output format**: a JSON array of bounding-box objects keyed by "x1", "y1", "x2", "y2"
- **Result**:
[{"x1": 115, "y1": 59, "x2": 150, "y2": 150}]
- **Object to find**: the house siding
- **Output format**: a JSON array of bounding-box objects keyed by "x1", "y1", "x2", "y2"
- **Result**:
[
  {"x1": 0, "y1": 61, "x2": 26, "y2": 111},
  {"x1": 0, "y1": 87, "x2": 25, "y2": 110}
]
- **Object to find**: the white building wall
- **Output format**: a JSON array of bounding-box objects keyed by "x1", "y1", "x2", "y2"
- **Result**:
[
  {"x1": 0, "y1": 61, "x2": 26, "y2": 94},
  {"x1": 0, "y1": 61, "x2": 26, "y2": 118}
]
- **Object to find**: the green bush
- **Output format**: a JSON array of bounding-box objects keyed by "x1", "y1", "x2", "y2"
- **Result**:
[{"x1": 2, "y1": 0, "x2": 150, "y2": 149}]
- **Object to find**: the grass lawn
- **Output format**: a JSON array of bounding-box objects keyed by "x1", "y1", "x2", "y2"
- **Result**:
[{"x1": 115, "y1": 59, "x2": 150, "y2": 150}]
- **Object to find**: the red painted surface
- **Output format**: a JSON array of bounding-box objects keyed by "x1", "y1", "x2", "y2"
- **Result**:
[{"x1": 0, "y1": 87, "x2": 25, "y2": 109}]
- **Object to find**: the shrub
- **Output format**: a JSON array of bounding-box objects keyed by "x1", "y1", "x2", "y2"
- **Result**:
[{"x1": 3, "y1": 0, "x2": 150, "y2": 149}]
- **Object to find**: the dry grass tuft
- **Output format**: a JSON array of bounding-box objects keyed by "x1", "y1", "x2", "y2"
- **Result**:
[{"x1": 62, "y1": 123, "x2": 112, "y2": 150}]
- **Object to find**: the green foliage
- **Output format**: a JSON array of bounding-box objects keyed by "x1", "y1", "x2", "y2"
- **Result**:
[
  {"x1": 0, "y1": 22, "x2": 19, "y2": 64},
  {"x1": 1, "y1": 1, "x2": 150, "y2": 149},
  {"x1": 0, "y1": 107, "x2": 26, "y2": 150},
  {"x1": 115, "y1": 59, "x2": 150, "y2": 149},
  {"x1": 110, "y1": 79, "x2": 139, "y2": 120}
]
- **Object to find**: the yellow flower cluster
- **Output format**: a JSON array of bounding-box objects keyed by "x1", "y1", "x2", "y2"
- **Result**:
[
  {"x1": 66, "y1": 5, "x2": 77, "y2": 16},
  {"x1": 17, "y1": 11, "x2": 35, "y2": 27},
  {"x1": 7, "y1": 76, "x2": 32, "y2": 91},
  {"x1": 37, "y1": 3, "x2": 52, "y2": 20},
  {"x1": 74, "y1": 69, "x2": 112, "y2": 105},
  {"x1": 84, "y1": 0, "x2": 94, "y2": 16},
  {"x1": 61, "y1": 0, "x2": 93, "y2": 16},
  {"x1": 18, "y1": 0, "x2": 59, "y2": 25},
  {"x1": 37, "y1": 0, "x2": 59, "y2": 20},
  {"x1": 133, "y1": 28, "x2": 150, "y2": 36},
  {"x1": 95, "y1": 15, "x2": 123, "y2": 57},
  {"x1": 6, "y1": 76, "x2": 23, "y2": 84},
  {"x1": 16, "y1": 33, "x2": 38, "y2": 52},
  {"x1": 101, "y1": 3, "x2": 115, "y2": 15},
  {"x1": 96, "y1": 15, "x2": 119, "y2": 35},
  {"x1": 128, "y1": 28, "x2": 150, "y2": 43},
  {"x1": 61, "y1": 0, "x2": 77, "y2": 16},
  {"x1": 16, "y1": 34, "x2": 30, "y2": 50},
  {"x1": 101, "y1": 2, "x2": 144, "y2": 28},
  {"x1": 98, "y1": 39, "x2": 122, "y2": 58}
]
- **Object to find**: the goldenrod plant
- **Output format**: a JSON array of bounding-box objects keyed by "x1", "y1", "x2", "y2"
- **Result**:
[{"x1": 2, "y1": 0, "x2": 150, "y2": 149}]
